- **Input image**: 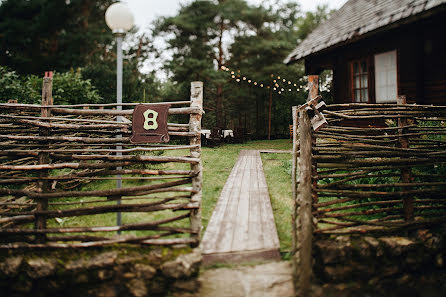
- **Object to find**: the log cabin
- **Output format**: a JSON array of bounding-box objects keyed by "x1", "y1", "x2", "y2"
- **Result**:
[{"x1": 284, "y1": 0, "x2": 446, "y2": 105}]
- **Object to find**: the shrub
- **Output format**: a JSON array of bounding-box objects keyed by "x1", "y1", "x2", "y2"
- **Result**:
[
  {"x1": 0, "y1": 66, "x2": 102, "y2": 105},
  {"x1": 0, "y1": 66, "x2": 39, "y2": 104}
]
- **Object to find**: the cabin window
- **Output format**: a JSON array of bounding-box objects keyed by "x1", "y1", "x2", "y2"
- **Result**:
[
  {"x1": 374, "y1": 50, "x2": 397, "y2": 103},
  {"x1": 350, "y1": 60, "x2": 369, "y2": 102}
]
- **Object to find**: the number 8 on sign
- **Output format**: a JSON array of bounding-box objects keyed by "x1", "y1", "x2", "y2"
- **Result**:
[
  {"x1": 143, "y1": 109, "x2": 158, "y2": 130},
  {"x1": 130, "y1": 104, "x2": 170, "y2": 143}
]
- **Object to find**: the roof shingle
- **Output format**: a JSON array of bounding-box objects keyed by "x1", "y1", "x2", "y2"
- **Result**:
[{"x1": 284, "y1": 0, "x2": 446, "y2": 64}]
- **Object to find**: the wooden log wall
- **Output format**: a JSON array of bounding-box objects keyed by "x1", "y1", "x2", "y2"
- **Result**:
[
  {"x1": 0, "y1": 80, "x2": 204, "y2": 249},
  {"x1": 313, "y1": 103, "x2": 446, "y2": 235}
]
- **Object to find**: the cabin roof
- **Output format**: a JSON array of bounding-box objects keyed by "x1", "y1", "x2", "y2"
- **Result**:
[{"x1": 284, "y1": 0, "x2": 446, "y2": 64}]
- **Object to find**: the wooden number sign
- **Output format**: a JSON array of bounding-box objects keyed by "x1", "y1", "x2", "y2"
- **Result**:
[{"x1": 130, "y1": 104, "x2": 171, "y2": 143}]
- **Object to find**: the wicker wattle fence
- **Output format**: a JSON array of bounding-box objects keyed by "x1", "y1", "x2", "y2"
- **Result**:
[
  {"x1": 292, "y1": 76, "x2": 446, "y2": 296},
  {"x1": 312, "y1": 102, "x2": 446, "y2": 233},
  {"x1": 0, "y1": 78, "x2": 203, "y2": 249}
]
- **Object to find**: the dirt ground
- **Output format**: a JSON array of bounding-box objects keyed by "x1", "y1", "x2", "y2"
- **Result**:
[{"x1": 190, "y1": 261, "x2": 294, "y2": 297}]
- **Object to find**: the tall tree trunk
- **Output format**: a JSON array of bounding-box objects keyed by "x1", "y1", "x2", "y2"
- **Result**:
[
  {"x1": 268, "y1": 88, "x2": 272, "y2": 140},
  {"x1": 256, "y1": 92, "x2": 259, "y2": 138},
  {"x1": 216, "y1": 84, "x2": 223, "y2": 127},
  {"x1": 215, "y1": 19, "x2": 225, "y2": 128}
]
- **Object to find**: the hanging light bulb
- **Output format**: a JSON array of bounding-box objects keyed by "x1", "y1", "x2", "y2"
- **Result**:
[
  {"x1": 243, "y1": 77, "x2": 246, "y2": 80},
  {"x1": 236, "y1": 78, "x2": 240, "y2": 82},
  {"x1": 278, "y1": 91, "x2": 282, "y2": 94},
  {"x1": 281, "y1": 88, "x2": 284, "y2": 91},
  {"x1": 294, "y1": 83, "x2": 297, "y2": 87},
  {"x1": 231, "y1": 75, "x2": 235, "y2": 78},
  {"x1": 231, "y1": 71, "x2": 234, "y2": 74},
  {"x1": 278, "y1": 76, "x2": 281, "y2": 79},
  {"x1": 248, "y1": 80, "x2": 251, "y2": 83},
  {"x1": 289, "y1": 89, "x2": 291, "y2": 91},
  {"x1": 260, "y1": 84, "x2": 264, "y2": 87},
  {"x1": 254, "y1": 82, "x2": 257, "y2": 85},
  {"x1": 288, "y1": 81, "x2": 291, "y2": 84},
  {"x1": 283, "y1": 79, "x2": 286, "y2": 82}
]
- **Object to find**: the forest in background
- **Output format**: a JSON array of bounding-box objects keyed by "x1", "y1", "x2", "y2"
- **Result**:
[{"x1": 0, "y1": 0, "x2": 332, "y2": 138}]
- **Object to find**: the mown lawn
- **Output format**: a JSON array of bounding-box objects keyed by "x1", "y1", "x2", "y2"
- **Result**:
[
  {"x1": 260, "y1": 152, "x2": 293, "y2": 253},
  {"x1": 45, "y1": 139, "x2": 294, "y2": 254}
]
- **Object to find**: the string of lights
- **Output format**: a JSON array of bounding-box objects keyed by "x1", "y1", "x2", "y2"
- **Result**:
[{"x1": 220, "y1": 65, "x2": 308, "y2": 95}]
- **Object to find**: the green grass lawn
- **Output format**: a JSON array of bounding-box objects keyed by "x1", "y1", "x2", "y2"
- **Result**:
[
  {"x1": 260, "y1": 152, "x2": 293, "y2": 253},
  {"x1": 44, "y1": 139, "x2": 294, "y2": 254}
]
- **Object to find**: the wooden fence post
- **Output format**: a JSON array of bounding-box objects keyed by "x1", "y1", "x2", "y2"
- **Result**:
[
  {"x1": 189, "y1": 81, "x2": 203, "y2": 246},
  {"x1": 36, "y1": 72, "x2": 53, "y2": 243},
  {"x1": 308, "y1": 75, "x2": 319, "y2": 205},
  {"x1": 397, "y1": 95, "x2": 414, "y2": 221},
  {"x1": 291, "y1": 105, "x2": 298, "y2": 285},
  {"x1": 295, "y1": 108, "x2": 314, "y2": 296},
  {"x1": 293, "y1": 75, "x2": 319, "y2": 295}
]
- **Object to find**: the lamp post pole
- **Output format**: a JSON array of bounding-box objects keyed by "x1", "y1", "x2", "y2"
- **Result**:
[
  {"x1": 116, "y1": 34, "x2": 123, "y2": 231},
  {"x1": 117, "y1": 35, "x2": 123, "y2": 114},
  {"x1": 105, "y1": 2, "x2": 134, "y2": 233}
]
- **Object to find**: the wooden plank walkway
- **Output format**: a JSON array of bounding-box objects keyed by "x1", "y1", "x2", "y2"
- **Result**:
[{"x1": 201, "y1": 150, "x2": 280, "y2": 265}]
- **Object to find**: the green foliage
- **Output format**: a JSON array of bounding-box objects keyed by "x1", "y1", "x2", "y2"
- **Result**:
[
  {"x1": 0, "y1": 0, "x2": 333, "y2": 117},
  {"x1": 0, "y1": 0, "x2": 115, "y2": 74},
  {"x1": 81, "y1": 30, "x2": 163, "y2": 104},
  {"x1": 50, "y1": 70, "x2": 102, "y2": 105},
  {"x1": 82, "y1": 59, "x2": 161, "y2": 105},
  {"x1": 0, "y1": 0, "x2": 161, "y2": 105},
  {"x1": 154, "y1": 0, "x2": 331, "y2": 137},
  {"x1": 0, "y1": 66, "x2": 103, "y2": 105},
  {"x1": 0, "y1": 66, "x2": 39, "y2": 103}
]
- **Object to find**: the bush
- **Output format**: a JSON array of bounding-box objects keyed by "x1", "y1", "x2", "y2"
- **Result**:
[
  {"x1": 0, "y1": 66, "x2": 102, "y2": 105},
  {"x1": 0, "y1": 66, "x2": 39, "y2": 104}
]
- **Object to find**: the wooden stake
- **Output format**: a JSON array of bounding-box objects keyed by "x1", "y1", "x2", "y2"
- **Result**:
[
  {"x1": 308, "y1": 75, "x2": 319, "y2": 205},
  {"x1": 296, "y1": 110, "x2": 313, "y2": 296},
  {"x1": 398, "y1": 95, "x2": 414, "y2": 221},
  {"x1": 189, "y1": 81, "x2": 203, "y2": 246},
  {"x1": 36, "y1": 72, "x2": 53, "y2": 243},
  {"x1": 291, "y1": 105, "x2": 298, "y2": 288}
]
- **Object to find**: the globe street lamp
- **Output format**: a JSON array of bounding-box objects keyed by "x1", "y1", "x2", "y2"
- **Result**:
[
  {"x1": 105, "y1": 2, "x2": 134, "y2": 111},
  {"x1": 105, "y1": 2, "x2": 134, "y2": 231}
]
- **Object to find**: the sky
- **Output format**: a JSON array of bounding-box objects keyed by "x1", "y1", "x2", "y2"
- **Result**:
[{"x1": 123, "y1": 0, "x2": 348, "y2": 32}]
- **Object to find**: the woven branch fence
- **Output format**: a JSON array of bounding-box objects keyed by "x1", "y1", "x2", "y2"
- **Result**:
[
  {"x1": 0, "y1": 78, "x2": 204, "y2": 249},
  {"x1": 291, "y1": 76, "x2": 446, "y2": 296}
]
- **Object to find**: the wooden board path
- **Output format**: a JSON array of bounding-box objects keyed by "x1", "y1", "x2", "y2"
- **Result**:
[{"x1": 201, "y1": 150, "x2": 280, "y2": 265}]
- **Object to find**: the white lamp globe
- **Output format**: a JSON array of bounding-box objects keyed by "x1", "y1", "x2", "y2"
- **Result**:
[{"x1": 105, "y1": 2, "x2": 134, "y2": 33}]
